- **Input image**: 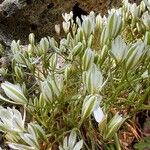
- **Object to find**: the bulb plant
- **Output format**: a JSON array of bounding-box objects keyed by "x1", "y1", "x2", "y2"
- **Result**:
[{"x1": 0, "y1": 0, "x2": 150, "y2": 149}]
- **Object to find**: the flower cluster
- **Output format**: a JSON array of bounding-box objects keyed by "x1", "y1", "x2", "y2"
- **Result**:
[{"x1": 0, "y1": 0, "x2": 150, "y2": 149}]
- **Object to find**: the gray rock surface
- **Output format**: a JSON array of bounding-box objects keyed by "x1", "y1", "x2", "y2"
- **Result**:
[
  {"x1": 0, "y1": 0, "x2": 141, "y2": 47},
  {"x1": 0, "y1": 0, "x2": 122, "y2": 47}
]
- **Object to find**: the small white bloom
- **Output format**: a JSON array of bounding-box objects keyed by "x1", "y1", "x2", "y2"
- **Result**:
[
  {"x1": 144, "y1": 0, "x2": 150, "y2": 11},
  {"x1": 142, "y1": 11, "x2": 150, "y2": 28},
  {"x1": 39, "y1": 37, "x2": 49, "y2": 53},
  {"x1": 0, "y1": 106, "x2": 25, "y2": 132},
  {"x1": 104, "y1": 113, "x2": 126, "y2": 140},
  {"x1": 55, "y1": 24, "x2": 61, "y2": 35},
  {"x1": 82, "y1": 48, "x2": 95, "y2": 70},
  {"x1": 11, "y1": 40, "x2": 21, "y2": 53},
  {"x1": 93, "y1": 104, "x2": 105, "y2": 123},
  {"x1": 59, "y1": 130, "x2": 83, "y2": 150},
  {"x1": 62, "y1": 21, "x2": 70, "y2": 33},
  {"x1": 62, "y1": 11, "x2": 73, "y2": 22},
  {"x1": 126, "y1": 40, "x2": 145, "y2": 68},
  {"x1": 83, "y1": 64, "x2": 103, "y2": 94},
  {"x1": 29, "y1": 33, "x2": 35, "y2": 45},
  {"x1": 1, "y1": 81, "x2": 27, "y2": 104},
  {"x1": 82, "y1": 94, "x2": 104, "y2": 123},
  {"x1": 108, "y1": 8, "x2": 122, "y2": 16},
  {"x1": 95, "y1": 14, "x2": 103, "y2": 29},
  {"x1": 41, "y1": 75, "x2": 63, "y2": 102},
  {"x1": 82, "y1": 17, "x2": 94, "y2": 38},
  {"x1": 130, "y1": 3, "x2": 139, "y2": 19},
  {"x1": 111, "y1": 36, "x2": 128, "y2": 61},
  {"x1": 8, "y1": 123, "x2": 46, "y2": 150}
]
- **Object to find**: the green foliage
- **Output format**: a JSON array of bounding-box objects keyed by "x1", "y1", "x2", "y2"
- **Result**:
[
  {"x1": 134, "y1": 136, "x2": 150, "y2": 150},
  {"x1": 0, "y1": 0, "x2": 150, "y2": 149}
]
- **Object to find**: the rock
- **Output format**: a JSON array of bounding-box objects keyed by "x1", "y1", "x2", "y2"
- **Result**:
[
  {"x1": 0, "y1": 0, "x2": 122, "y2": 45},
  {"x1": 0, "y1": 0, "x2": 23, "y2": 17},
  {"x1": 0, "y1": 0, "x2": 141, "y2": 46}
]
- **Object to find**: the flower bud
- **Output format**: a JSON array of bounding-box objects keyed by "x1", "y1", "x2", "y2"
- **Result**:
[
  {"x1": 39, "y1": 37, "x2": 49, "y2": 53},
  {"x1": 29, "y1": 33, "x2": 35, "y2": 45},
  {"x1": 55, "y1": 24, "x2": 61, "y2": 35},
  {"x1": 14, "y1": 66, "x2": 24, "y2": 81}
]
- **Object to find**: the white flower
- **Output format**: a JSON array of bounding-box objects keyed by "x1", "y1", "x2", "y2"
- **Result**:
[
  {"x1": 130, "y1": 3, "x2": 139, "y2": 19},
  {"x1": 0, "y1": 106, "x2": 25, "y2": 133},
  {"x1": 82, "y1": 17, "x2": 95, "y2": 38},
  {"x1": 93, "y1": 104, "x2": 105, "y2": 123},
  {"x1": 29, "y1": 33, "x2": 35, "y2": 45},
  {"x1": 126, "y1": 40, "x2": 145, "y2": 68},
  {"x1": 82, "y1": 48, "x2": 95, "y2": 70},
  {"x1": 62, "y1": 21, "x2": 70, "y2": 33},
  {"x1": 55, "y1": 24, "x2": 61, "y2": 35},
  {"x1": 39, "y1": 37, "x2": 49, "y2": 53},
  {"x1": 59, "y1": 130, "x2": 83, "y2": 150},
  {"x1": 111, "y1": 36, "x2": 128, "y2": 61},
  {"x1": 11, "y1": 40, "x2": 21, "y2": 53},
  {"x1": 104, "y1": 113, "x2": 126, "y2": 139},
  {"x1": 144, "y1": 0, "x2": 150, "y2": 11},
  {"x1": 95, "y1": 14, "x2": 103, "y2": 29},
  {"x1": 108, "y1": 8, "x2": 122, "y2": 16},
  {"x1": 0, "y1": 81, "x2": 27, "y2": 104},
  {"x1": 83, "y1": 64, "x2": 103, "y2": 94},
  {"x1": 8, "y1": 123, "x2": 46, "y2": 150},
  {"x1": 41, "y1": 75, "x2": 63, "y2": 102},
  {"x1": 62, "y1": 11, "x2": 73, "y2": 22},
  {"x1": 82, "y1": 94, "x2": 104, "y2": 123},
  {"x1": 142, "y1": 11, "x2": 150, "y2": 28}
]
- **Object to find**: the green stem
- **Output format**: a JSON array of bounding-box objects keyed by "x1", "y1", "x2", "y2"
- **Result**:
[{"x1": 114, "y1": 133, "x2": 121, "y2": 150}]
